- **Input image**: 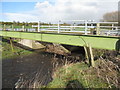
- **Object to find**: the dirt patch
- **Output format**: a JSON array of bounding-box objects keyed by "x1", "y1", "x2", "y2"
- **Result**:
[
  {"x1": 45, "y1": 44, "x2": 70, "y2": 55},
  {"x1": 2, "y1": 53, "x2": 53, "y2": 88}
]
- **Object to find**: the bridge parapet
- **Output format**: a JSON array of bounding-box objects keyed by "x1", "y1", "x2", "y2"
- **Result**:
[{"x1": 0, "y1": 31, "x2": 119, "y2": 51}]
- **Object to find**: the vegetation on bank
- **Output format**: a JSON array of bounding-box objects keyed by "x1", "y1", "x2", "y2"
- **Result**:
[
  {"x1": 2, "y1": 37, "x2": 32, "y2": 59},
  {"x1": 1, "y1": 37, "x2": 120, "y2": 88},
  {"x1": 46, "y1": 49, "x2": 120, "y2": 88},
  {"x1": 46, "y1": 59, "x2": 119, "y2": 88}
]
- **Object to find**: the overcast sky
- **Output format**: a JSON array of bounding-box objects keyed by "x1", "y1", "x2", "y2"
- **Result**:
[{"x1": 1, "y1": 0, "x2": 119, "y2": 22}]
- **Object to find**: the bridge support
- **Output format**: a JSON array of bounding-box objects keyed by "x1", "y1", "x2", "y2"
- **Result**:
[
  {"x1": 9, "y1": 38, "x2": 15, "y2": 53},
  {"x1": 46, "y1": 43, "x2": 71, "y2": 55},
  {"x1": 18, "y1": 39, "x2": 45, "y2": 49},
  {"x1": 9, "y1": 38, "x2": 19, "y2": 55},
  {"x1": 84, "y1": 44, "x2": 95, "y2": 67}
]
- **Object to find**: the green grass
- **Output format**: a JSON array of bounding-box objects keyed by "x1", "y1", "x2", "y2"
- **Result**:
[
  {"x1": 1, "y1": 25, "x2": 33, "y2": 29},
  {"x1": 46, "y1": 62, "x2": 109, "y2": 88},
  {"x1": 1, "y1": 38, "x2": 33, "y2": 59}
]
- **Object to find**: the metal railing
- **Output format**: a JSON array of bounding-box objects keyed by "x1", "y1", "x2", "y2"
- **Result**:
[
  {"x1": 32, "y1": 20, "x2": 119, "y2": 36},
  {"x1": 1, "y1": 20, "x2": 119, "y2": 36}
]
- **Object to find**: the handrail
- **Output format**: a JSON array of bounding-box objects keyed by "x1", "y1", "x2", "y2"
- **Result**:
[{"x1": 1, "y1": 20, "x2": 119, "y2": 36}]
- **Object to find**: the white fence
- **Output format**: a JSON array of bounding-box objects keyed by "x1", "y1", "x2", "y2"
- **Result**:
[
  {"x1": 2, "y1": 20, "x2": 119, "y2": 36},
  {"x1": 32, "y1": 20, "x2": 119, "y2": 36}
]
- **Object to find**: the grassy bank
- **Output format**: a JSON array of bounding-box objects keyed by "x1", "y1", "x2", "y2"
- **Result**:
[
  {"x1": 2, "y1": 37, "x2": 33, "y2": 59},
  {"x1": 47, "y1": 59, "x2": 119, "y2": 88},
  {"x1": 46, "y1": 49, "x2": 120, "y2": 88}
]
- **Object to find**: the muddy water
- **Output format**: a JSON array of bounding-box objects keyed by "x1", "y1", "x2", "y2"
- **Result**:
[{"x1": 2, "y1": 52, "x2": 55, "y2": 88}]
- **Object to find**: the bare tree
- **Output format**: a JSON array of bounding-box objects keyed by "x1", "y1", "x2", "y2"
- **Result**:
[
  {"x1": 118, "y1": 1, "x2": 120, "y2": 26},
  {"x1": 102, "y1": 11, "x2": 118, "y2": 22}
]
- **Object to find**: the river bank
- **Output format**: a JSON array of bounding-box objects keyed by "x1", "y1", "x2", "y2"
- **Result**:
[
  {"x1": 2, "y1": 38, "x2": 33, "y2": 59},
  {"x1": 2, "y1": 38, "x2": 120, "y2": 89}
]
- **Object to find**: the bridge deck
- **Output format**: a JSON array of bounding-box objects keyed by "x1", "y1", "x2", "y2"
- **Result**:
[{"x1": 0, "y1": 31, "x2": 119, "y2": 50}]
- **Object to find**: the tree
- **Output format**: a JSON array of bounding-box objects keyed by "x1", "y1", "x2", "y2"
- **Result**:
[
  {"x1": 102, "y1": 11, "x2": 118, "y2": 22},
  {"x1": 118, "y1": 1, "x2": 120, "y2": 26}
]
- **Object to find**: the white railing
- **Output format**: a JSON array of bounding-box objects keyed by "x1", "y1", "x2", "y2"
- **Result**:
[
  {"x1": 31, "y1": 20, "x2": 119, "y2": 36},
  {"x1": 2, "y1": 20, "x2": 119, "y2": 36}
]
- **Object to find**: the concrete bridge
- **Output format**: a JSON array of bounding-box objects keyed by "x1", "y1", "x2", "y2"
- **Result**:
[{"x1": 0, "y1": 31, "x2": 120, "y2": 51}]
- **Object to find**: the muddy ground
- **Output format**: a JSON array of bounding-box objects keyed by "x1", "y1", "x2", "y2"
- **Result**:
[{"x1": 2, "y1": 52, "x2": 53, "y2": 88}]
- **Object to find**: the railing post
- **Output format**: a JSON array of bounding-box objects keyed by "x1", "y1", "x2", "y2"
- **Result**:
[
  {"x1": 115, "y1": 27, "x2": 118, "y2": 30},
  {"x1": 58, "y1": 20, "x2": 60, "y2": 33},
  {"x1": 73, "y1": 23, "x2": 75, "y2": 31},
  {"x1": 22, "y1": 25, "x2": 25, "y2": 31},
  {"x1": 96, "y1": 23, "x2": 100, "y2": 35},
  {"x1": 85, "y1": 20, "x2": 88, "y2": 35},
  {"x1": 38, "y1": 21, "x2": 41, "y2": 32},
  {"x1": 12, "y1": 24, "x2": 14, "y2": 31},
  {"x1": 70, "y1": 24, "x2": 73, "y2": 31},
  {"x1": 3, "y1": 24, "x2": 6, "y2": 31},
  {"x1": 112, "y1": 24, "x2": 114, "y2": 30},
  {"x1": 91, "y1": 23, "x2": 93, "y2": 27}
]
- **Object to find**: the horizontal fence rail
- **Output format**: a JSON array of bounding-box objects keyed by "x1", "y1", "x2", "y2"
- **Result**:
[{"x1": 1, "y1": 20, "x2": 119, "y2": 36}]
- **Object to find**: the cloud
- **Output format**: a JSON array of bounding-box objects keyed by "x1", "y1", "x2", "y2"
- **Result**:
[
  {"x1": 33, "y1": 0, "x2": 99, "y2": 22},
  {"x1": 35, "y1": 1, "x2": 52, "y2": 8},
  {"x1": 2, "y1": 0, "x2": 119, "y2": 22}
]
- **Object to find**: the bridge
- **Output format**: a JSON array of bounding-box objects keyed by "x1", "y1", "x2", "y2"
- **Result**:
[{"x1": 0, "y1": 20, "x2": 120, "y2": 51}]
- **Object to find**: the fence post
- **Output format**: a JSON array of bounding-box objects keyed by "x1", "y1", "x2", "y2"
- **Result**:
[
  {"x1": 3, "y1": 24, "x2": 6, "y2": 31},
  {"x1": 58, "y1": 20, "x2": 60, "y2": 33},
  {"x1": 85, "y1": 21, "x2": 88, "y2": 35},
  {"x1": 115, "y1": 27, "x2": 118, "y2": 30},
  {"x1": 70, "y1": 24, "x2": 73, "y2": 31},
  {"x1": 91, "y1": 23, "x2": 93, "y2": 27},
  {"x1": 73, "y1": 23, "x2": 75, "y2": 31},
  {"x1": 12, "y1": 24, "x2": 14, "y2": 31},
  {"x1": 22, "y1": 25, "x2": 25, "y2": 31},
  {"x1": 38, "y1": 21, "x2": 41, "y2": 32},
  {"x1": 112, "y1": 24, "x2": 114, "y2": 30},
  {"x1": 96, "y1": 23, "x2": 100, "y2": 35}
]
